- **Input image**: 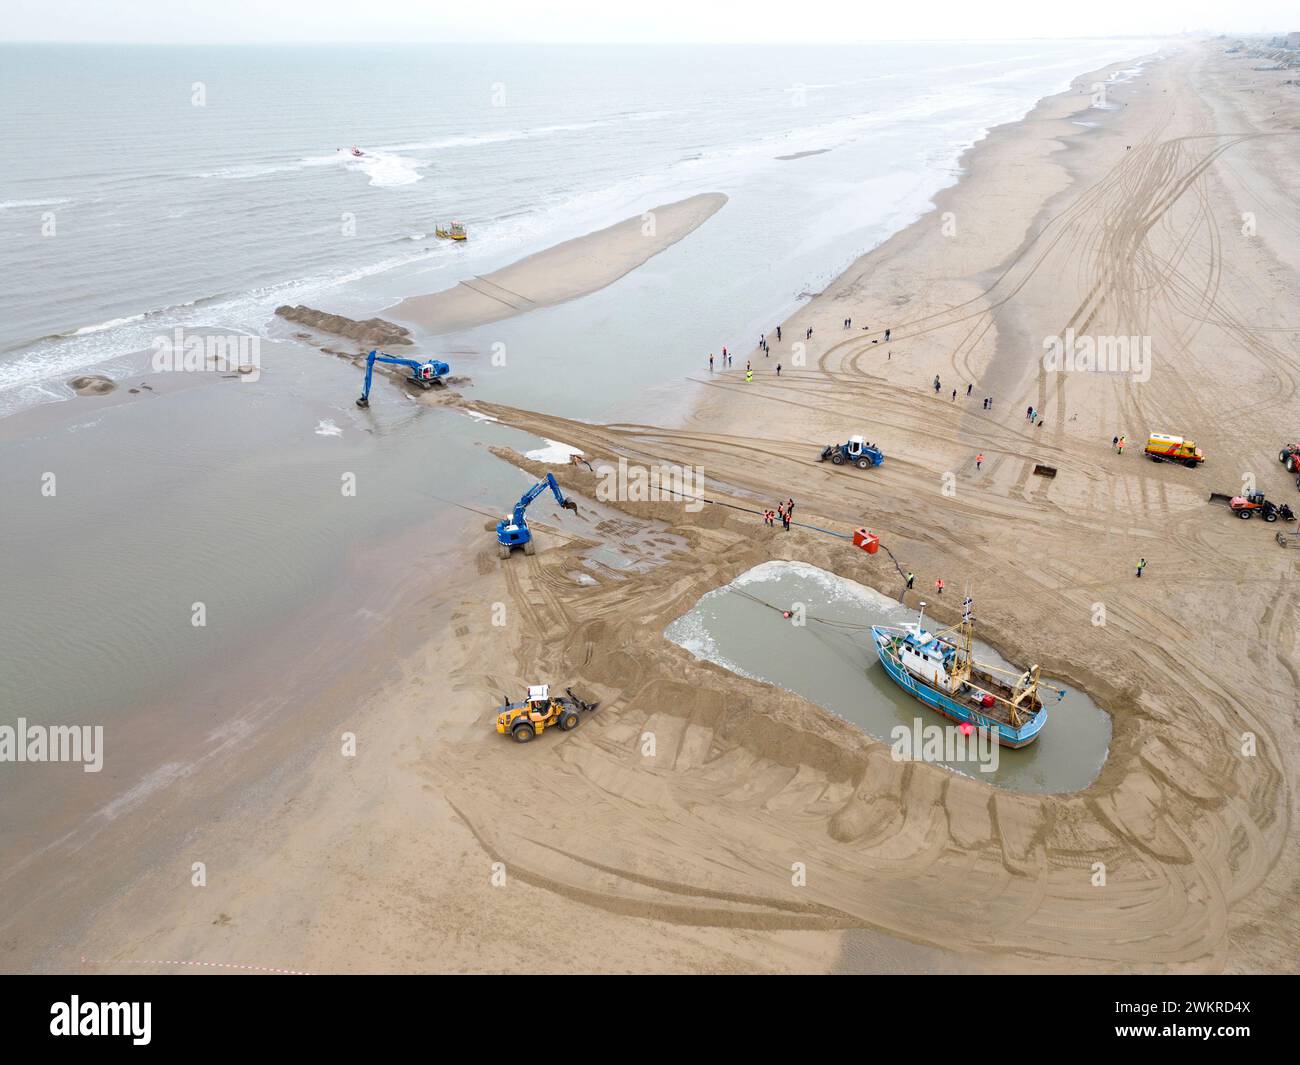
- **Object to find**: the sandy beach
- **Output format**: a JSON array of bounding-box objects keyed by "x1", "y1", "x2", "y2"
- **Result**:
[{"x1": 7, "y1": 39, "x2": 1299, "y2": 976}]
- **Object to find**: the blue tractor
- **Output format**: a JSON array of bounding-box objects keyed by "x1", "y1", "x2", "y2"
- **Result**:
[
  {"x1": 497, "y1": 473, "x2": 578, "y2": 559},
  {"x1": 819, "y1": 434, "x2": 885, "y2": 469},
  {"x1": 356, "y1": 349, "x2": 450, "y2": 407}
]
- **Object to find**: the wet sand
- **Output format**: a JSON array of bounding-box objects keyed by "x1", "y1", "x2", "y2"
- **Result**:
[{"x1": 12, "y1": 42, "x2": 1300, "y2": 974}]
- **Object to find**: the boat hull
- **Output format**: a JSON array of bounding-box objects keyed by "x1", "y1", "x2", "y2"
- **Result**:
[{"x1": 871, "y1": 626, "x2": 1045, "y2": 748}]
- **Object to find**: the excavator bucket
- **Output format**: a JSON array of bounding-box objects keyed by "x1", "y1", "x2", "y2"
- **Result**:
[{"x1": 560, "y1": 499, "x2": 578, "y2": 514}]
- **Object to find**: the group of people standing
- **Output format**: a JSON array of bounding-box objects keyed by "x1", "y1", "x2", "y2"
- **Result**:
[{"x1": 762, "y1": 498, "x2": 796, "y2": 531}]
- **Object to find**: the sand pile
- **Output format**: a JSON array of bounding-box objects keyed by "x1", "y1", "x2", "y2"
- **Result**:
[{"x1": 274, "y1": 305, "x2": 412, "y2": 348}]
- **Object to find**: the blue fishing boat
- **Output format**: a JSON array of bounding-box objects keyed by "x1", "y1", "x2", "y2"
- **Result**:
[{"x1": 871, "y1": 597, "x2": 1063, "y2": 748}]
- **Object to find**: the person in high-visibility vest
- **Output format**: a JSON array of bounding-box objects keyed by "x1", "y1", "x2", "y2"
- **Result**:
[
  {"x1": 935, "y1": 577, "x2": 944, "y2": 595},
  {"x1": 745, "y1": 369, "x2": 753, "y2": 382},
  {"x1": 976, "y1": 452, "x2": 984, "y2": 470}
]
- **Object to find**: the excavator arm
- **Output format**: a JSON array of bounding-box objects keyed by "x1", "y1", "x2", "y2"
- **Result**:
[{"x1": 511, "y1": 473, "x2": 577, "y2": 526}]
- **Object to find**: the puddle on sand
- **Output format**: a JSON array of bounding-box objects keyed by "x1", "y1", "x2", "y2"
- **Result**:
[
  {"x1": 665, "y1": 562, "x2": 1111, "y2": 794},
  {"x1": 577, "y1": 516, "x2": 687, "y2": 579}
]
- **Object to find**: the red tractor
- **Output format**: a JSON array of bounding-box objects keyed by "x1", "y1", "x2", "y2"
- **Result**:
[
  {"x1": 1280, "y1": 443, "x2": 1300, "y2": 489},
  {"x1": 1230, "y1": 492, "x2": 1295, "y2": 523}
]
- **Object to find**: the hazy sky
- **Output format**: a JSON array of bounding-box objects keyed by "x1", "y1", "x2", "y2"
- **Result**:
[{"x1": 5, "y1": 0, "x2": 1295, "y2": 43}]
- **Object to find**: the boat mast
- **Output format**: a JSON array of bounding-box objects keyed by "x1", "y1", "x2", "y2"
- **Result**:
[{"x1": 950, "y1": 594, "x2": 974, "y2": 686}]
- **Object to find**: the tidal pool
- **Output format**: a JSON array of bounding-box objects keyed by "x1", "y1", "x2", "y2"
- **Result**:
[{"x1": 665, "y1": 562, "x2": 1111, "y2": 794}]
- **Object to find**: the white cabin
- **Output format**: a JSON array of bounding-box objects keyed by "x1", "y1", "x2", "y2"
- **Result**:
[{"x1": 897, "y1": 624, "x2": 953, "y2": 691}]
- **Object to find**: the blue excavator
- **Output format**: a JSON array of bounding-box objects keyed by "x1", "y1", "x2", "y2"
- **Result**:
[
  {"x1": 356, "y1": 349, "x2": 450, "y2": 407},
  {"x1": 497, "y1": 473, "x2": 577, "y2": 558}
]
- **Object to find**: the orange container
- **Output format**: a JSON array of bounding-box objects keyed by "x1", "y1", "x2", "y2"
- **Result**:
[{"x1": 853, "y1": 528, "x2": 880, "y2": 554}]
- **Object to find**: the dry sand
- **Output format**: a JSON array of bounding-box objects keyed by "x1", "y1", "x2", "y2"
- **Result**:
[
  {"x1": 392, "y1": 193, "x2": 727, "y2": 335},
  {"x1": 26, "y1": 42, "x2": 1300, "y2": 974}
]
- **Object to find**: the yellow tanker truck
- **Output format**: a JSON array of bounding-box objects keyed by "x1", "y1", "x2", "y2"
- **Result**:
[{"x1": 1144, "y1": 432, "x2": 1204, "y2": 468}]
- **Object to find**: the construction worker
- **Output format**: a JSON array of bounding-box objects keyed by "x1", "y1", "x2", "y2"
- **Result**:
[
  {"x1": 745, "y1": 368, "x2": 753, "y2": 383},
  {"x1": 709, "y1": 353, "x2": 714, "y2": 371},
  {"x1": 935, "y1": 577, "x2": 944, "y2": 595},
  {"x1": 975, "y1": 452, "x2": 984, "y2": 470},
  {"x1": 905, "y1": 572, "x2": 915, "y2": 589},
  {"x1": 934, "y1": 375, "x2": 941, "y2": 393},
  {"x1": 776, "y1": 363, "x2": 781, "y2": 377},
  {"x1": 1136, "y1": 558, "x2": 1146, "y2": 578},
  {"x1": 1118, "y1": 436, "x2": 1126, "y2": 454}
]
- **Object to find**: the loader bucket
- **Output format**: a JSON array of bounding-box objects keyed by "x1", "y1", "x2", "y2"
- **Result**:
[{"x1": 565, "y1": 687, "x2": 599, "y2": 712}]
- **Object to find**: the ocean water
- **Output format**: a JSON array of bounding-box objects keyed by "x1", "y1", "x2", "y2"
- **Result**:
[{"x1": 0, "y1": 39, "x2": 1156, "y2": 418}]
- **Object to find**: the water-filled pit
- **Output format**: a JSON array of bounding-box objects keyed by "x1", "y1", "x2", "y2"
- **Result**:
[{"x1": 665, "y1": 562, "x2": 1111, "y2": 794}]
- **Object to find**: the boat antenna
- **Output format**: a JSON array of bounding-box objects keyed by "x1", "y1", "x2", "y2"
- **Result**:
[{"x1": 917, "y1": 599, "x2": 927, "y2": 630}]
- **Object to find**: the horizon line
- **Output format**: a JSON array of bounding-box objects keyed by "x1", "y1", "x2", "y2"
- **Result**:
[{"x1": 3, "y1": 33, "x2": 1249, "y2": 48}]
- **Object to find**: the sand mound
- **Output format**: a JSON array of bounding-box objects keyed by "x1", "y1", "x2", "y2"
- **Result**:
[
  {"x1": 393, "y1": 193, "x2": 727, "y2": 335},
  {"x1": 275, "y1": 305, "x2": 412, "y2": 348}
]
